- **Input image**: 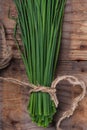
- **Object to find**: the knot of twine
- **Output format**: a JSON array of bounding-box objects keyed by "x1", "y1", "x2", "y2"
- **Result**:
[
  {"x1": 29, "y1": 86, "x2": 58, "y2": 107},
  {"x1": 0, "y1": 75, "x2": 86, "y2": 108}
]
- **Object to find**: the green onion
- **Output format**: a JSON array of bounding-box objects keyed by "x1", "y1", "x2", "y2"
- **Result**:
[{"x1": 14, "y1": 0, "x2": 66, "y2": 127}]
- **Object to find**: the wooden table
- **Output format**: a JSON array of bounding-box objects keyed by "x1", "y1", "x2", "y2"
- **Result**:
[{"x1": 0, "y1": 0, "x2": 87, "y2": 130}]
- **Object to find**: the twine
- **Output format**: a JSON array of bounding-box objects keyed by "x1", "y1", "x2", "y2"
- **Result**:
[
  {"x1": 0, "y1": 75, "x2": 86, "y2": 108},
  {"x1": 0, "y1": 77, "x2": 58, "y2": 107},
  {"x1": 0, "y1": 22, "x2": 12, "y2": 69}
]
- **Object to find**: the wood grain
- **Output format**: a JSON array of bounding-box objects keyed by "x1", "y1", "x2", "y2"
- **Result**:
[{"x1": 0, "y1": 0, "x2": 87, "y2": 130}]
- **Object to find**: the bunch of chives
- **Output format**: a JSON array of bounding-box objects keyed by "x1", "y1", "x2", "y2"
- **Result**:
[{"x1": 14, "y1": 0, "x2": 66, "y2": 127}]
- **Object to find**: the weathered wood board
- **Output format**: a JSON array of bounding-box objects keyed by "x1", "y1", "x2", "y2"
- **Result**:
[{"x1": 0, "y1": 0, "x2": 87, "y2": 130}]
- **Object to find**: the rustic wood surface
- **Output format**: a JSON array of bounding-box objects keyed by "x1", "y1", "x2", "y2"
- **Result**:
[{"x1": 0, "y1": 0, "x2": 87, "y2": 130}]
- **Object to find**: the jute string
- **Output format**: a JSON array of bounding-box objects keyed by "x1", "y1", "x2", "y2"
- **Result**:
[
  {"x1": 0, "y1": 75, "x2": 86, "y2": 108},
  {"x1": 0, "y1": 22, "x2": 12, "y2": 69}
]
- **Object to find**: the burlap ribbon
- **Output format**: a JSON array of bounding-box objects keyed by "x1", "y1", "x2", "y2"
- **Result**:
[
  {"x1": 0, "y1": 22, "x2": 12, "y2": 69},
  {"x1": 0, "y1": 75, "x2": 86, "y2": 109}
]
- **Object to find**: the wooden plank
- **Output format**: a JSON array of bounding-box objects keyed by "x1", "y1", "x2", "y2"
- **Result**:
[
  {"x1": 4, "y1": 21, "x2": 87, "y2": 35},
  {"x1": 0, "y1": 0, "x2": 87, "y2": 130},
  {"x1": 3, "y1": 59, "x2": 86, "y2": 75},
  {"x1": 2, "y1": 61, "x2": 23, "y2": 130},
  {"x1": 10, "y1": 46, "x2": 87, "y2": 61},
  {"x1": 1, "y1": 0, "x2": 87, "y2": 28},
  {"x1": 5, "y1": 31, "x2": 87, "y2": 41},
  {"x1": 2, "y1": 38, "x2": 87, "y2": 52}
]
